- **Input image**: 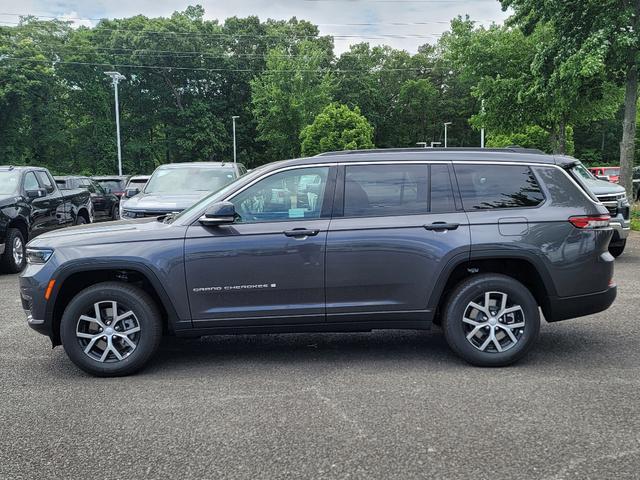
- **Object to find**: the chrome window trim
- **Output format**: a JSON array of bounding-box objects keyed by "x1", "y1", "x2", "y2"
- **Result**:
[{"x1": 182, "y1": 159, "x2": 600, "y2": 225}]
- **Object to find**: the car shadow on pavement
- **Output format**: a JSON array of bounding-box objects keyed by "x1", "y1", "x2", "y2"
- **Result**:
[{"x1": 138, "y1": 322, "x2": 616, "y2": 376}]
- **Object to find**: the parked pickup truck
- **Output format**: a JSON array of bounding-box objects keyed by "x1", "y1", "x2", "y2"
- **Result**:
[{"x1": 0, "y1": 166, "x2": 93, "y2": 273}]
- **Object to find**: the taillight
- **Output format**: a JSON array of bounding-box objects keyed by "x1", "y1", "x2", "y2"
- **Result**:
[{"x1": 568, "y1": 215, "x2": 610, "y2": 229}]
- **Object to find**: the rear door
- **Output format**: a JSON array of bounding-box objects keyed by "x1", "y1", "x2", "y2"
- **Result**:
[
  {"x1": 33, "y1": 171, "x2": 66, "y2": 232},
  {"x1": 325, "y1": 162, "x2": 470, "y2": 324}
]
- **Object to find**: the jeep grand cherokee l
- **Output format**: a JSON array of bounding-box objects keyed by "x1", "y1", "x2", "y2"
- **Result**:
[{"x1": 19, "y1": 148, "x2": 616, "y2": 376}]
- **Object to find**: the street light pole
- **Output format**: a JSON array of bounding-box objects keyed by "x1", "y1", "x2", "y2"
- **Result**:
[
  {"x1": 105, "y1": 71, "x2": 126, "y2": 176},
  {"x1": 232, "y1": 116, "x2": 240, "y2": 164},
  {"x1": 444, "y1": 122, "x2": 452, "y2": 148}
]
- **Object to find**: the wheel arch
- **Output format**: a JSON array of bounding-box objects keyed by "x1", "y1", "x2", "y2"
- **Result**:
[
  {"x1": 47, "y1": 261, "x2": 181, "y2": 346},
  {"x1": 429, "y1": 251, "x2": 556, "y2": 324},
  {"x1": 7, "y1": 216, "x2": 29, "y2": 242}
]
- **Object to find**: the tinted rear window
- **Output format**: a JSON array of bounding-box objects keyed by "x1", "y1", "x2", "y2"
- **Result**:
[
  {"x1": 454, "y1": 164, "x2": 544, "y2": 210},
  {"x1": 344, "y1": 164, "x2": 429, "y2": 217}
]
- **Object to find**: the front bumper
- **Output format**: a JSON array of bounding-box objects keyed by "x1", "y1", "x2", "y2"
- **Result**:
[
  {"x1": 545, "y1": 285, "x2": 617, "y2": 322},
  {"x1": 609, "y1": 216, "x2": 631, "y2": 245}
]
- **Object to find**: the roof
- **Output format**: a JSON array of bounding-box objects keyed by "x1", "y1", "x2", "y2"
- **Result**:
[
  {"x1": 200, "y1": 147, "x2": 578, "y2": 170},
  {"x1": 297, "y1": 147, "x2": 571, "y2": 166},
  {"x1": 0, "y1": 165, "x2": 49, "y2": 172},
  {"x1": 92, "y1": 175, "x2": 129, "y2": 181},
  {"x1": 156, "y1": 162, "x2": 236, "y2": 169},
  {"x1": 54, "y1": 175, "x2": 87, "y2": 181}
]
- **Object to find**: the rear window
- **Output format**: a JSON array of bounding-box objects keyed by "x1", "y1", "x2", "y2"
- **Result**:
[
  {"x1": 454, "y1": 164, "x2": 544, "y2": 210},
  {"x1": 97, "y1": 180, "x2": 124, "y2": 191}
]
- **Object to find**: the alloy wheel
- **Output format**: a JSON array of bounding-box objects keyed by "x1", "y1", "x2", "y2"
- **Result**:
[
  {"x1": 12, "y1": 236, "x2": 24, "y2": 266},
  {"x1": 76, "y1": 301, "x2": 141, "y2": 363},
  {"x1": 462, "y1": 291, "x2": 526, "y2": 353}
]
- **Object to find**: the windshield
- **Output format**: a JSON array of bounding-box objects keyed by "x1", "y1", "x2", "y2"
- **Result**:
[
  {"x1": 573, "y1": 163, "x2": 596, "y2": 181},
  {"x1": 0, "y1": 171, "x2": 21, "y2": 195},
  {"x1": 97, "y1": 180, "x2": 124, "y2": 191},
  {"x1": 144, "y1": 167, "x2": 236, "y2": 195},
  {"x1": 171, "y1": 163, "x2": 272, "y2": 223},
  {"x1": 604, "y1": 168, "x2": 620, "y2": 176}
]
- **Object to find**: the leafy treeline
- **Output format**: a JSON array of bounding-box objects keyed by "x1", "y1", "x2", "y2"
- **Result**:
[{"x1": 0, "y1": 4, "x2": 636, "y2": 180}]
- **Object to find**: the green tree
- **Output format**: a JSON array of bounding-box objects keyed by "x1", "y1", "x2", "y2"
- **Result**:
[
  {"x1": 300, "y1": 103, "x2": 374, "y2": 156},
  {"x1": 500, "y1": 0, "x2": 640, "y2": 195},
  {"x1": 251, "y1": 41, "x2": 334, "y2": 160}
]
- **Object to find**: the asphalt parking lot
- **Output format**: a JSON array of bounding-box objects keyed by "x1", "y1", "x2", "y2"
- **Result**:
[{"x1": 1, "y1": 234, "x2": 640, "y2": 480}]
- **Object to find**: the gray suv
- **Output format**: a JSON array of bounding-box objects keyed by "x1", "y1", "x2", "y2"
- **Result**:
[{"x1": 19, "y1": 148, "x2": 617, "y2": 376}]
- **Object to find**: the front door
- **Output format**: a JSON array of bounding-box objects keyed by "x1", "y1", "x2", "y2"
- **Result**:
[
  {"x1": 325, "y1": 162, "x2": 471, "y2": 323},
  {"x1": 185, "y1": 165, "x2": 336, "y2": 328}
]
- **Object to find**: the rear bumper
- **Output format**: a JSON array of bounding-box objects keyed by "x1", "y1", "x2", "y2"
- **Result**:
[{"x1": 545, "y1": 285, "x2": 617, "y2": 322}]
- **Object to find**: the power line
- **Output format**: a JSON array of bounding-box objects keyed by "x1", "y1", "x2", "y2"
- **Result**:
[{"x1": 0, "y1": 57, "x2": 432, "y2": 73}]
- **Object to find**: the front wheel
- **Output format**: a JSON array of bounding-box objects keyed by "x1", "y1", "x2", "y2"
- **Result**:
[
  {"x1": 111, "y1": 204, "x2": 120, "y2": 221},
  {"x1": 442, "y1": 274, "x2": 540, "y2": 367},
  {"x1": 60, "y1": 282, "x2": 162, "y2": 376},
  {"x1": 1, "y1": 227, "x2": 26, "y2": 273}
]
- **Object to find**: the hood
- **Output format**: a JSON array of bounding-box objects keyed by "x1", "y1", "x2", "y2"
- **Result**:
[
  {"x1": 27, "y1": 218, "x2": 186, "y2": 249},
  {"x1": 0, "y1": 194, "x2": 22, "y2": 209},
  {"x1": 581, "y1": 176, "x2": 626, "y2": 197},
  {"x1": 121, "y1": 192, "x2": 208, "y2": 212}
]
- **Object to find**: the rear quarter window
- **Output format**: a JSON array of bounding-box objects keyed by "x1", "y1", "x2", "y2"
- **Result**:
[{"x1": 454, "y1": 164, "x2": 544, "y2": 210}]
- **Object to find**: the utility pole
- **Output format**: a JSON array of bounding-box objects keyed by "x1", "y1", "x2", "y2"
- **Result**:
[
  {"x1": 105, "y1": 71, "x2": 126, "y2": 176},
  {"x1": 444, "y1": 122, "x2": 452, "y2": 148},
  {"x1": 480, "y1": 99, "x2": 486, "y2": 148},
  {"x1": 232, "y1": 116, "x2": 240, "y2": 164}
]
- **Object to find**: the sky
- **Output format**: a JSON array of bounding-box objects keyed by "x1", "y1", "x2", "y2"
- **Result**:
[{"x1": 0, "y1": 0, "x2": 510, "y2": 53}]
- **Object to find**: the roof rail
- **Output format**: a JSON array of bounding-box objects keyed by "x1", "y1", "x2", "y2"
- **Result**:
[{"x1": 315, "y1": 147, "x2": 547, "y2": 156}]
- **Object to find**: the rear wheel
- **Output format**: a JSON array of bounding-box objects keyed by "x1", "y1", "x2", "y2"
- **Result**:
[
  {"x1": 442, "y1": 274, "x2": 540, "y2": 367},
  {"x1": 60, "y1": 282, "x2": 162, "y2": 376},
  {"x1": 609, "y1": 240, "x2": 626, "y2": 258},
  {"x1": 1, "y1": 228, "x2": 26, "y2": 273}
]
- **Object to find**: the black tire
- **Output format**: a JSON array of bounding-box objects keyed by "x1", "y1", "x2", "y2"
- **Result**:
[
  {"x1": 60, "y1": 282, "x2": 162, "y2": 377},
  {"x1": 75, "y1": 214, "x2": 87, "y2": 225},
  {"x1": 0, "y1": 227, "x2": 26, "y2": 273},
  {"x1": 111, "y1": 204, "x2": 120, "y2": 221},
  {"x1": 609, "y1": 240, "x2": 626, "y2": 258},
  {"x1": 442, "y1": 274, "x2": 540, "y2": 367}
]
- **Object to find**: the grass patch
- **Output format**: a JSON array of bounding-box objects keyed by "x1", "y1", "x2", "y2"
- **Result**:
[{"x1": 632, "y1": 206, "x2": 640, "y2": 232}]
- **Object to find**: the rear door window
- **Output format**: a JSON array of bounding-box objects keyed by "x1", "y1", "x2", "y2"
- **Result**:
[
  {"x1": 343, "y1": 164, "x2": 429, "y2": 217},
  {"x1": 454, "y1": 164, "x2": 544, "y2": 210}
]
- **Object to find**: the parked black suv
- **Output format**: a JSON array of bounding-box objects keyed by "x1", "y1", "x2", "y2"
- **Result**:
[
  {"x1": 55, "y1": 176, "x2": 120, "y2": 221},
  {"x1": 20, "y1": 149, "x2": 616, "y2": 376}
]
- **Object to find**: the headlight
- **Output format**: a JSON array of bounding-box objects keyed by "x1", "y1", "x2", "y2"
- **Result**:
[
  {"x1": 121, "y1": 210, "x2": 144, "y2": 219},
  {"x1": 26, "y1": 248, "x2": 54, "y2": 264}
]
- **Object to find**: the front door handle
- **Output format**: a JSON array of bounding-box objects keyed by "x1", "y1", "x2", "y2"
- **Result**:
[
  {"x1": 424, "y1": 222, "x2": 460, "y2": 231},
  {"x1": 283, "y1": 228, "x2": 320, "y2": 238}
]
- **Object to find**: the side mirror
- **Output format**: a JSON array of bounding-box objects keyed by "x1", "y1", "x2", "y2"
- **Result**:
[
  {"x1": 26, "y1": 188, "x2": 45, "y2": 199},
  {"x1": 199, "y1": 201, "x2": 237, "y2": 226},
  {"x1": 125, "y1": 187, "x2": 140, "y2": 198}
]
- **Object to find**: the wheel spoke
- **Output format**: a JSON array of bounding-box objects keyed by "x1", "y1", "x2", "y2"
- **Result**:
[
  {"x1": 463, "y1": 317, "x2": 482, "y2": 327},
  {"x1": 499, "y1": 292, "x2": 508, "y2": 314},
  {"x1": 491, "y1": 332, "x2": 503, "y2": 352},
  {"x1": 478, "y1": 334, "x2": 493, "y2": 351},
  {"x1": 114, "y1": 310, "x2": 135, "y2": 326},
  {"x1": 84, "y1": 336, "x2": 100, "y2": 354},
  {"x1": 110, "y1": 343, "x2": 124, "y2": 361},
  {"x1": 117, "y1": 335, "x2": 137, "y2": 350},
  {"x1": 504, "y1": 321, "x2": 525, "y2": 330},
  {"x1": 122, "y1": 326, "x2": 140, "y2": 336},
  {"x1": 501, "y1": 305, "x2": 523, "y2": 317},
  {"x1": 79, "y1": 314, "x2": 104, "y2": 328},
  {"x1": 466, "y1": 325, "x2": 483, "y2": 340},
  {"x1": 76, "y1": 332, "x2": 99, "y2": 340},
  {"x1": 498, "y1": 325, "x2": 518, "y2": 344}
]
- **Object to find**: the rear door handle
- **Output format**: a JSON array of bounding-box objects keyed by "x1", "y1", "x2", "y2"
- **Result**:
[
  {"x1": 283, "y1": 228, "x2": 320, "y2": 238},
  {"x1": 424, "y1": 222, "x2": 460, "y2": 231}
]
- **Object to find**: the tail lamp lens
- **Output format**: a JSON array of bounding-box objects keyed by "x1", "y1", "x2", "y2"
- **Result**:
[{"x1": 568, "y1": 215, "x2": 610, "y2": 229}]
